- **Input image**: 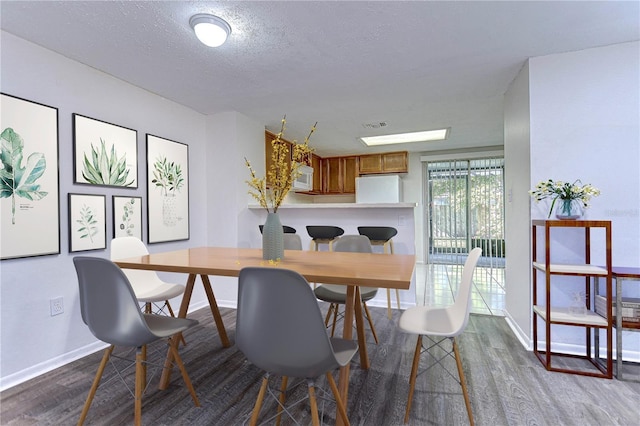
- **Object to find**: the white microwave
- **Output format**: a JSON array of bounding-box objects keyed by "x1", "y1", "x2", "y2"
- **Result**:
[{"x1": 292, "y1": 164, "x2": 314, "y2": 192}]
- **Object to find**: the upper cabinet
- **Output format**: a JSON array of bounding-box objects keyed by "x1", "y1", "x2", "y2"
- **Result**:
[
  {"x1": 322, "y1": 156, "x2": 358, "y2": 194},
  {"x1": 358, "y1": 151, "x2": 408, "y2": 174},
  {"x1": 311, "y1": 154, "x2": 322, "y2": 193},
  {"x1": 264, "y1": 131, "x2": 407, "y2": 194}
]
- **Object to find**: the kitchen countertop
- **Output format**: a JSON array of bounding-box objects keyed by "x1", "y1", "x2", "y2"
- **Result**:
[{"x1": 248, "y1": 203, "x2": 416, "y2": 209}]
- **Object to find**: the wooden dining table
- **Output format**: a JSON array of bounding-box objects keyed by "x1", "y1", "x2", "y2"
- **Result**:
[{"x1": 115, "y1": 246, "x2": 415, "y2": 424}]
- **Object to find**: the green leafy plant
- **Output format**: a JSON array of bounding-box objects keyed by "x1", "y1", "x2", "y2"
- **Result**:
[
  {"x1": 152, "y1": 157, "x2": 184, "y2": 196},
  {"x1": 82, "y1": 138, "x2": 134, "y2": 186},
  {"x1": 76, "y1": 204, "x2": 98, "y2": 242},
  {"x1": 0, "y1": 127, "x2": 48, "y2": 224}
]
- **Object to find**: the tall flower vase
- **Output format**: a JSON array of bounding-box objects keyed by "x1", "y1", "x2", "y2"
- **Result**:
[
  {"x1": 555, "y1": 198, "x2": 584, "y2": 220},
  {"x1": 262, "y1": 212, "x2": 284, "y2": 260}
]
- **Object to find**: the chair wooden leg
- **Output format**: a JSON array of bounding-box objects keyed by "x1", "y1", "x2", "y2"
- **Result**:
[
  {"x1": 362, "y1": 302, "x2": 379, "y2": 344},
  {"x1": 167, "y1": 338, "x2": 200, "y2": 406},
  {"x1": 141, "y1": 344, "x2": 147, "y2": 388},
  {"x1": 404, "y1": 335, "x2": 422, "y2": 424},
  {"x1": 275, "y1": 376, "x2": 288, "y2": 426},
  {"x1": 135, "y1": 349, "x2": 144, "y2": 426},
  {"x1": 77, "y1": 345, "x2": 114, "y2": 426},
  {"x1": 330, "y1": 304, "x2": 339, "y2": 337},
  {"x1": 326, "y1": 372, "x2": 350, "y2": 426},
  {"x1": 250, "y1": 376, "x2": 269, "y2": 426},
  {"x1": 453, "y1": 338, "x2": 474, "y2": 426},
  {"x1": 325, "y1": 304, "x2": 334, "y2": 327},
  {"x1": 165, "y1": 301, "x2": 187, "y2": 346},
  {"x1": 308, "y1": 382, "x2": 320, "y2": 426}
]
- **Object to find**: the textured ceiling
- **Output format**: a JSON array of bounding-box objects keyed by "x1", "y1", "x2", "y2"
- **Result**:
[{"x1": 1, "y1": 1, "x2": 638, "y2": 156}]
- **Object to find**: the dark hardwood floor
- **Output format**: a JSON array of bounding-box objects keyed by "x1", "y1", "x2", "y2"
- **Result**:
[{"x1": 1, "y1": 305, "x2": 639, "y2": 425}]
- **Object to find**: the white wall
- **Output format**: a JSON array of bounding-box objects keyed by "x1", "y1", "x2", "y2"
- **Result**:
[
  {"x1": 0, "y1": 32, "x2": 211, "y2": 389},
  {"x1": 204, "y1": 111, "x2": 265, "y2": 306},
  {"x1": 528, "y1": 41, "x2": 640, "y2": 357},
  {"x1": 503, "y1": 61, "x2": 533, "y2": 346}
]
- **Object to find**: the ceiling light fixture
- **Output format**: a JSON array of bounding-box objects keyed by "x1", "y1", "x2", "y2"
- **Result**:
[
  {"x1": 360, "y1": 128, "x2": 449, "y2": 147},
  {"x1": 189, "y1": 13, "x2": 231, "y2": 48}
]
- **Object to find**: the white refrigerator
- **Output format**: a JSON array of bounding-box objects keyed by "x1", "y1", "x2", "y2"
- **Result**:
[{"x1": 355, "y1": 175, "x2": 402, "y2": 203}]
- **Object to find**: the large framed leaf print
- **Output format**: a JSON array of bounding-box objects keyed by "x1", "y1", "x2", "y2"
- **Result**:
[
  {"x1": 73, "y1": 113, "x2": 138, "y2": 188},
  {"x1": 146, "y1": 134, "x2": 189, "y2": 243},
  {"x1": 69, "y1": 193, "x2": 106, "y2": 253},
  {"x1": 1, "y1": 93, "x2": 60, "y2": 260}
]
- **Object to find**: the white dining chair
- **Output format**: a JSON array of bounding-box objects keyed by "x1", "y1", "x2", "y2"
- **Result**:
[{"x1": 399, "y1": 247, "x2": 482, "y2": 425}]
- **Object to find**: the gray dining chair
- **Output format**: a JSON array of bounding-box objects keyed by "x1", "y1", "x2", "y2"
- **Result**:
[
  {"x1": 73, "y1": 256, "x2": 199, "y2": 426},
  {"x1": 314, "y1": 235, "x2": 379, "y2": 344},
  {"x1": 283, "y1": 233, "x2": 303, "y2": 250},
  {"x1": 236, "y1": 267, "x2": 358, "y2": 426}
]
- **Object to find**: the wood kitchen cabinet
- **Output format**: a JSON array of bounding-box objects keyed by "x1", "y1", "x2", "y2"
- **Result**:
[
  {"x1": 359, "y1": 151, "x2": 408, "y2": 174},
  {"x1": 311, "y1": 153, "x2": 322, "y2": 193},
  {"x1": 322, "y1": 156, "x2": 358, "y2": 194}
]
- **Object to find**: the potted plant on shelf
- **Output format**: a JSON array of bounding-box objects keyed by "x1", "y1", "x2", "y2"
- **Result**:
[
  {"x1": 529, "y1": 179, "x2": 600, "y2": 219},
  {"x1": 245, "y1": 115, "x2": 316, "y2": 260}
]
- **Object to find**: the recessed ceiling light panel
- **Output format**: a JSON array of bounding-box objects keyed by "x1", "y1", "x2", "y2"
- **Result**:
[{"x1": 360, "y1": 128, "x2": 449, "y2": 146}]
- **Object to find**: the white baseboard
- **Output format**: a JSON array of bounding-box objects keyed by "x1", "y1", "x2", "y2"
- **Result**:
[
  {"x1": 0, "y1": 340, "x2": 108, "y2": 392},
  {"x1": 0, "y1": 301, "x2": 213, "y2": 393},
  {"x1": 505, "y1": 311, "x2": 532, "y2": 350}
]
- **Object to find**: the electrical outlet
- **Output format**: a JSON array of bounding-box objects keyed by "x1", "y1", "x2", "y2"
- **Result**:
[
  {"x1": 50, "y1": 297, "x2": 64, "y2": 316},
  {"x1": 398, "y1": 215, "x2": 407, "y2": 227}
]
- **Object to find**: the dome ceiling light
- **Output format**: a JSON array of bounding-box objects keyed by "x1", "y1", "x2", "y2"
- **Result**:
[{"x1": 189, "y1": 13, "x2": 231, "y2": 48}]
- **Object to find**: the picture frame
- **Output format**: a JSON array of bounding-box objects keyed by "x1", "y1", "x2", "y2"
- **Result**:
[
  {"x1": 1, "y1": 93, "x2": 60, "y2": 260},
  {"x1": 73, "y1": 113, "x2": 138, "y2": 188},
  {"x1": 69, "y1": 193, "x2": 106, "y2": 253},
  {"x1": 113, "y1": 195, "x2": 143, "y2": 239},
  {"x1": 146, "y1": 134, "x2": 189, "y2": 243}
]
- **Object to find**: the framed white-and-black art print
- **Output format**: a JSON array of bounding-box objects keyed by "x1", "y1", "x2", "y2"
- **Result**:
[
  {"x1": 73, "y1": 113, "x2": 138, "y2": 188},
  {"x1": 113, "y1": 195, "x2": 142, "y2": 239},
  {"x1": 69, "y1": 193, "x2": 106, "y2": 253},
  {"x1": 1, "y1": 93, "x2": 60, "y2": 260},
  {"x1": 146, "y1": 134, "x2": 189, "y2": 243}
]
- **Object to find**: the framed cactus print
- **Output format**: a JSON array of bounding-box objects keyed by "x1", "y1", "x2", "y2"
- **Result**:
[
  {"x1": 73, "y1": 113, "x2": 138, "y2": 188},
  {"x1": 113, "y1": 195, "x2": 142, "y2": 239},
  {"x1": 1, "y1": 93, "x2": 60, "y2": 260},
  {"x1": 69, "y1": 193, "x2": 106, "y2": 253},
  {"x1": 146, "y1": 134, "x2": 189, "y2": 244}
]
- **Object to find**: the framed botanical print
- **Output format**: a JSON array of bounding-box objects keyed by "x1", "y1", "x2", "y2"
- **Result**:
[
  {"x1": 73, "y1": 113, "x2": 138, "y2": 188},
  {"x1": 146, "y1": 134, "x2": 189, "y2": 243},
  {"x1": 1, "y1": 93, "x2": 60, "y2": 260},
  {"x1": 113, "y1": 195, "x2": 142, "y2": 239},
  {"x1": 69, "y1": 193, "x2": 106, "y2": 253}
]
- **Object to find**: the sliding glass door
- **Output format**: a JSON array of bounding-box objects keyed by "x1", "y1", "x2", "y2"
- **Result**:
[{"x1": 426, "y1": 157, "x2": 505, "y2": 266}]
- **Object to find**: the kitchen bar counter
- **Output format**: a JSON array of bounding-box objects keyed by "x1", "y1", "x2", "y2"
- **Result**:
[{"x1": 245, "y1": 201, "x2": 417, "y2": 308}]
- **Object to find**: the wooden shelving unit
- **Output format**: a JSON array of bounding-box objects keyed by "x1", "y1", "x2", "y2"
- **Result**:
[{"x1": 532, "y1": 219, "x2": 613, "y2": 378}]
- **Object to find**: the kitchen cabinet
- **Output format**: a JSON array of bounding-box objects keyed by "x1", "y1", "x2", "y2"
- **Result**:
[
  {"x1": 359, "y1": 151, "x2": 408, "y2": 174},
  {"x1": 311, "y1": 154, "x2": 322, "y2": 193},
  {"x1": 532, "y1": 219, "x2": 613, "y2": 378},
  {"x1": 323, "y1": 156, "x2": 358, "y2": 194}
]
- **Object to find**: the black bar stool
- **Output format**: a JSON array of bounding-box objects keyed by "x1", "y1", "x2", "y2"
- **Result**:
[
  {"x1": 358, "y1": 226, "x2": 400, "y2": 319},
  {"x1": 306, "y1": 226, "x2": 344, "y2": 251},
  {"x1": 259, "y1": 225, "x2": 297, "y2": 234}
]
